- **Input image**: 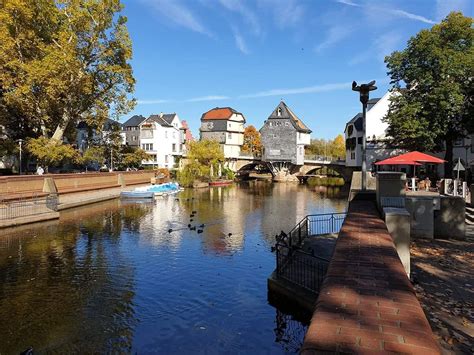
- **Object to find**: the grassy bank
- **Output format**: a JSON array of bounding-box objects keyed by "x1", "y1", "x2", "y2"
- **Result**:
[{"x1": 307, "y1": 176, "x2": 345, "y2": 187}]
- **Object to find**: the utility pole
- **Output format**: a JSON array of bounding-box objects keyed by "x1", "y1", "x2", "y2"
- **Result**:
[
  {"x1": 352, "y1": 80, "x2": 377, "y2": 191},
  {"x1": 18, "y1": 139, "x2": 23, "y2": 175}
]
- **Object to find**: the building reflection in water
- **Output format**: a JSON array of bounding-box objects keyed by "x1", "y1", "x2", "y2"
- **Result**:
[{"x1": 0, "y1": 200, "x2": 139, "y2": 354}]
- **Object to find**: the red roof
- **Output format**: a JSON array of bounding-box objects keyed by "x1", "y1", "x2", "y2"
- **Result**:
[
  {"x1": 375, "y1": 151, "x2": 445, "y2": 165},
  {"x1": 201, "y1": 107, "x2": 240, "y2": 120}
]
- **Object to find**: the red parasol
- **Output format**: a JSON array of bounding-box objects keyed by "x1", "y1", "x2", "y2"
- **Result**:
[{"x1": 375, "y1": 151, "x2": 445, "y2": 165}]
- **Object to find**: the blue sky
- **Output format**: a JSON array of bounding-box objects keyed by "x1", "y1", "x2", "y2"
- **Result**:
[{"x1": 120, "y1": 0, "x2": 472, "y2": 139}]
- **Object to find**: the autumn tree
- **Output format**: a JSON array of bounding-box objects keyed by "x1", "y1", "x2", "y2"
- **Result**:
[
  {"x1": 121, "y1": 148, "x2": 149, "y2": 169},
  {"x1": 0, "y1": 0, "x2": 135, "y2": 147},
  {"x1": 242, "y1": 125, "x2": 262, "y2": 156},
  {"x1": 384, "y1": 12, "x2": 473, "y2": 175},
  {"x1": 27, "y1": 137, "x2": 78, "y2": 171},
  {"x1": 177, "y1": 140, "x2": 225, "y2": 186},
  {"x1": 330, "y1": 134, "x2": 345, "y2": 159}
]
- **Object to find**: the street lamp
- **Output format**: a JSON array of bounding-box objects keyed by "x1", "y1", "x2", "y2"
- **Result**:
[
  {"x1": 352, "y1": 80, "x2": 377, "y2": 191},
  {"x1": 17, "y1": 139, "x2": 23, "y2": 175}
]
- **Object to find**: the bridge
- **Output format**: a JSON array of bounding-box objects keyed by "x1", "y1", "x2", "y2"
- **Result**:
[{"x1": 222, "y1": 155, "x2": 356, "y2": 183}]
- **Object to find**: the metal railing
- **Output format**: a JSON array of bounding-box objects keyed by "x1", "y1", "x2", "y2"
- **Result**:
[
  {"x1": 276, "y1": 244, "x2": 329, "y2": 293},
  {"x1": 0, "y1": 193, "x2": 58, "y2": 220},
  {"x1": 285, "y1": 212, "x2": 347, "y2": 247},
  {"x1": 274, "y1": 212, "x2": 346, "y2": 294}
]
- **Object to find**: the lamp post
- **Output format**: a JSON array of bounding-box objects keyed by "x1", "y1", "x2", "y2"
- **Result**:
[
  {"x1": 352, "y1": 80, "x2": 377, "y2": 191},
  {"x1": 18, "y1": 139, "x2": 23, "y2": 175}
]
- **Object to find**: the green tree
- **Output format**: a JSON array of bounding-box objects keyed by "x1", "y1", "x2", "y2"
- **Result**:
[
  {"x1": 329, "y1": 134, "x2": 345, "y2": 159},
  {"x1": 384, "y1": 12, "x2": 473, "y2": 175},
  {"x1": 242, "y1": 125, "x2": 262, "y2": 156},
  {"x1": 27, "y1": 136, "x2": 79, "y2": 171},
  {"x1": 177, "y1": 140, "x2": 225, "y2": 187},
  {"x1": 121, "y1": 148, "x2": 149, "y2": 169},
  {"x1": 0, "y1": 0, "x2": 135, "y2": 146},
  {"x1": 80, "y1": 146, "x2": 105, "y2": 169}
]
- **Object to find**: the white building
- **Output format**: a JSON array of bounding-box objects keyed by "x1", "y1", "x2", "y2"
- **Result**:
[
  {"x1": 139, "y1": 113, "x2": 184, "y2": 169},
  {"x1": 199, "y1": 107, "x2": 245, "y2": 158},
  {"x1": 344, "y1": 91, "x2": 474, "y2": 178}
]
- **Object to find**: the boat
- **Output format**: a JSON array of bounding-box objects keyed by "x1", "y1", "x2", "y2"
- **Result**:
[
  {"x1": 120, "y1": 191, "x2": 155, "y2": 199},
  {"x1": 209, "y1": 180, "x2": 233, "y2": 187},
  {"x1": 133, "y1": 182, "x2": 183, "y2": 196}
]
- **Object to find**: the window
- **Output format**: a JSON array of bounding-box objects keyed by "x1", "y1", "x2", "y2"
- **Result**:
[
  {"x1": 351, "y1": 151, "x2": 355, "y2": 160},
  {"x1": 172, "y1": 143, "x2": 176, "y2": 152},
  {"x1": 273, "y1": 134, "x2": 277, "y2": 138},
  {"x1": 285, "y1": 122, "x2": 289, "y2": 127},
  {"x1": 357, "y1": 137, "x2": 362, "y2": 145},
  {"x1": 142, "y1": 143, "x2": 153, "y2": 151},
  {"x1": 228, "y1": 132, "x2": 232, "y2": 139},
  {"x1": 165, "y1": 155, "x2": 169, "y2": 163},
  {"x1": 277, "y1": 107, "x2": 282, "y2": 117},
  {"x1": 132, "y1": 136, "x2": 137, "y2": 141},
  {"x1": 165, "y1": 131, "x2": 168, "y2": 138}
]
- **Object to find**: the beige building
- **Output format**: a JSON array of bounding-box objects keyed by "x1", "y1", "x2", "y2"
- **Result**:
[{"x1": 199, "y1": 107, "x2": 245, "y2": 158}]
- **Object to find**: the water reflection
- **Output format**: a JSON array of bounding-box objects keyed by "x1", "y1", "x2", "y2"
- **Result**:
[{"x1": 0, "y1": 182, "x2": 347, "y2": 353}]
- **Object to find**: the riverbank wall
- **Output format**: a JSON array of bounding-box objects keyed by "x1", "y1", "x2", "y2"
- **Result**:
[
  {"x1": 0, "y1": 171, "x2": 160, "y2": 229},
  {"x1": 301, "y1": 199, "x2": 440, "y2": 354}
]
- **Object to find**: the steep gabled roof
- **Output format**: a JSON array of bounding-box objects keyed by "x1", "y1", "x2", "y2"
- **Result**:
[
  {"x1": 147, "y1": 114, "x2": 173, "y2": 127},
  {"x1": 344, "y1": 113, "x2": 363, "y2": 132},
  {"x1": 201, "y1": 107, "x2": 244, "y2": 121},
  {"x1": 123, "y1": 115, "x2": 146, "y2": 127},
  {"x1": 267, "y1": 101, "x2": 312, "y2": 133},
  {"x1": 161, "y1": 113, "x2": 177, "y2": 125}
]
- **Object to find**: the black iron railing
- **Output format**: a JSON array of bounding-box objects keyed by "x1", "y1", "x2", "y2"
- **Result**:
[
  {"x1": 0, "y1": 193, "x2": 58, "y2": 220},
  {"x1": 285, "y1": 212, "x2": 347, "y2": 247},
  {"x1": 276, "y1": 244, "x2": 329, "y2": 293},
  {"x1": 274, "y1": 212, "x2": 346, "y2": 294}
]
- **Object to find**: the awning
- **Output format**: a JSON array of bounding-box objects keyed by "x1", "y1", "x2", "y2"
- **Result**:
[{"x1": 375, "y1": 151, "x2": 446, "y2": 165}]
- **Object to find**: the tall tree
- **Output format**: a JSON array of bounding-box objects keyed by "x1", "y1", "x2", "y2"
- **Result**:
[
  {"x1": 0, "y1": 0, "x2": 135, "y2": 145},
  {"x1": 329, "y1": 134, "x2": 345, "y2": 159},
  {"x1": 384, "y1": 12, "x2": 473, "y2": 175},
  {"x1": 242, "y1": 125, "x2": 262, "y2": 156}
]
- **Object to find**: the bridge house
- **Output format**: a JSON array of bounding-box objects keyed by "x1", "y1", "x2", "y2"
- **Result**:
[
  {"x1": 260, "y1": 101, "x2": 312, "y2": 166},
  {"x1": 199, "y1": 107, "x2": 245, "y2": 159}
]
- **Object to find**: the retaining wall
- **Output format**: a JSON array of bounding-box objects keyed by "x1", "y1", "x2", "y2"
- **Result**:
[
  {"x1": 301, "y1": 200, "x2": 440, "y2": 354},
  {"x1": 0, "y1": 171, "x2": 156, "y2": 196}
]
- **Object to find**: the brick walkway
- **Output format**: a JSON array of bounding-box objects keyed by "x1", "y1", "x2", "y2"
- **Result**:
[{"x1": 301, "y1": 200, "x2": 441, "y2": 354}]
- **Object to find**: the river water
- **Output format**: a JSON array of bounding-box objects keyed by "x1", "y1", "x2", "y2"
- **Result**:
[{"x1": 0, "y1": 181, "x2": 347, "y2": 354}]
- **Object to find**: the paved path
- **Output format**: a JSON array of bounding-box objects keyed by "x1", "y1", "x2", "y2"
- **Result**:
[{"x1": 301, "y1": 200, "x2": 440, "y2": 354}]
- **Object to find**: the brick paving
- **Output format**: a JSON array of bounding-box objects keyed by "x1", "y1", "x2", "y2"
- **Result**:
[{"x1": 301, "y1": 200, "x2": 441, "y2": 354}]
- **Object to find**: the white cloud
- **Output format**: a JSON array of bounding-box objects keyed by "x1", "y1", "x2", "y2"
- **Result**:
[
  {"x1": 187, "y1": 95, "x2": 230, "y2": 102},
  {"x1": 315, "y1": 25, "x2": 353, "y2": 53},
  {"x1": 436, "y1": 0, "x2": 471, "y2": 21},
  {"x1": 336, "y1": 0, "x2": 435, "y2": 24},
  {"x1": 335, "y1": 0, "x2": 360, "y2": 7},
  {"x1": 137, "y1": 99, "x2": 170, "y2": 105},
  {"x1": 233, "y1": 30, "x2": 249, "y2": 54},
  {"x1": 141, "y1": 0, "x2": 212, "y2": 36},
  {"x1": 219, "y1": 0, "x2": 261, "y2": 36},
  {"x1": 257, "y1": 0, "x2": 305, "y2": 28},
  {"x1": 240, "y1": 82, "x2": 353, "y2": 98},
  {"x1": 349, "y1": 31, "x2": 402, "y2": 66}
]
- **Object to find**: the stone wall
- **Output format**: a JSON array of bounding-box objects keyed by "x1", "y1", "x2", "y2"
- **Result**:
[
  {"x1": 0, "y1": 171, "x2": 155, "y2": 196},
  {"x1": 261, "y1": 118, "x2": 297, "y2": 163},
  {"x1": 301, "y1": 200, "x2": 440, "y2": 354}
]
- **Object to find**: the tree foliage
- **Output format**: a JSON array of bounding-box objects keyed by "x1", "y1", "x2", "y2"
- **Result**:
[
  {"x1": 383, "y1": 12, "x2": 473, "y2": 174},
  {"x1": 0, "y1": 0, "x2": 135, "y2": 146},
  {"x1": 27, "y1": 136, "x2": 78, "y2": 169},
  {"x1": 121, "y1": 148, "x2": 149, "y2": 169},
  {"x1": 80, "y1": 146, "x2": 105, "y2": 167},
  {"x1": 177, "y1": 140, "x2": 225, "y2": 187},
  {"x1": 306, "y1": 135, "x2": 345, "y2": 159},
  {"x1": 241, "y1": 125, "x2": 262, "y2": 156}
]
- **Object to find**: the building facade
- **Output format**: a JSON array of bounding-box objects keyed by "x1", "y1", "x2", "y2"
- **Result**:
[
  {"x1": 344, "y1": 91, "x2": 474, "y2": 179},
  {"x1": 260, "y1": 101, "x2": 311, "y2": 165},
  {"x1": 200, "y1": 107, "x2": 245, "y2": 158},
  {"x1": 139, "y1": 113, "x2": 184, "y2": 169},
  {"x1": 122, "y1": 115, "x2": 147, "y2": 147}
]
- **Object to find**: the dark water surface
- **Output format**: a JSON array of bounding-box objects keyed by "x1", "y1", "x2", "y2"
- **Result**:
[{"x1": 0, "y1": 182, "x2": 347, "y2": 354}]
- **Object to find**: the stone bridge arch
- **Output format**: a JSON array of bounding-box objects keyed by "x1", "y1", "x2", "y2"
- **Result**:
[{"x1": 299, "y1": 164, "x2": 355, "y2": 183}]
